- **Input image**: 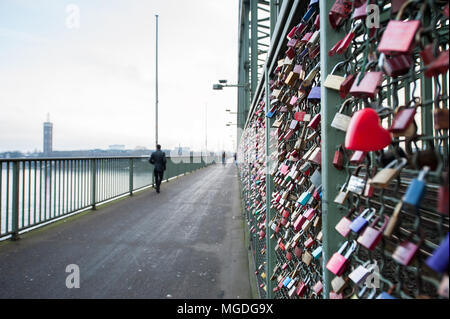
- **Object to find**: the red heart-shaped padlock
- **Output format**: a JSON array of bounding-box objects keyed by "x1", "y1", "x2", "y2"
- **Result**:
[{"x1": 345, "y1": 108, "x2": 392, "y2": 151}]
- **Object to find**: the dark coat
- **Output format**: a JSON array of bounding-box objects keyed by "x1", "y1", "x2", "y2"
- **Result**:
[{"x1": 149, "y1": 150, "x2": 167, "y2": 172}]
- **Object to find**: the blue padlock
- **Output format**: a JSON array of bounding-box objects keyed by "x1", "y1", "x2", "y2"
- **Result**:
[
  {"x1": 376, "y1": 292, "x2": 396, "y2": 299},
  {"x1": 403, "y1": 166, "x2": 430, "y2": 208},
  {"x1": 426, "y1": 234, "x2": 449, "y2": 273},
  {"x1": 298, "y1": 185, "x2": 314, "y2": 206},
  {"x1": 312, "y1": 246, "x2": 322, "y2": 259},
  {"x1": 349, "y1": 208, "x2": 376, "y2": 233},
  {"x1": 283, "y1": 276, "x2": 292, "y2": 288},
  {"x1": 302, "y1": 5, "x2": 317, "y2": 23},
  {"x1": 307, "y1": 86, "x2": 321, "y2": 102},
  {"x1": 266, "y1": 104, "x2": 278, "y2": 118}
]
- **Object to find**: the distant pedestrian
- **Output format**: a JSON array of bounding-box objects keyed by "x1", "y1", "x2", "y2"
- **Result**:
[
  {"x1": 222, "y1": 151, "x2": 226, "y2": 166},
  {"x1": 234, "y1": 152, "x2": 237, "y2": 165},
  {"x1": 149, "y1": 144, "x2": 167, "y2": 193}
]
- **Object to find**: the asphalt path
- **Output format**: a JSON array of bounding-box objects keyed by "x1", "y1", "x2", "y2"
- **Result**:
[{"x1": 0, "y1": 164, "x2": 251, "y2": 299}]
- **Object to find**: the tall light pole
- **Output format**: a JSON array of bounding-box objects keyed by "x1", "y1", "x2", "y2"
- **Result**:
[{"x1": 155, "y1": 14, "x2": 159, "y2": 148}]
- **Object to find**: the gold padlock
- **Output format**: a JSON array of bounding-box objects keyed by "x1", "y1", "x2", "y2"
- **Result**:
[
  {"x1": 331, "y1": 98, "x2": 355, "y2": 132},
  {"x1": 369, "y1": 158, "x2": 408, "y2": 189},
  {"x1": 285, "y1": 71, "x2": 299, "y2": 87},
  {"x1": 324, "y1": 61, "x2": 347, "y2": 91}
]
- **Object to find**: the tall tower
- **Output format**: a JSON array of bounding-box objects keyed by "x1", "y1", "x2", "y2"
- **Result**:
[{"x1": 43, "y1": 113, "x2": 53, "y2": 156}]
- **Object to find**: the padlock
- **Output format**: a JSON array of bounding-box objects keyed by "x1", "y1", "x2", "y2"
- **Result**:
[
  {"x1": 333, "y1": 145, "x2": 345, "y2": 170},
  {"x1": 348, "y1": 261, "x2": 375, "y2": 286},
  {"x1": 309, "y1": 147, "x2": 321, "y2": 165},
  {"x1": 296, "y1": 276, "x2": 311, "y2": 297},
  {"x1": 349, "y1": 151, "x2": 367, "y2": 165},
  {"x1": 293, "y1": 214, "x2": 306, "y2": 232},
  {"x1": 307, "y1": 113, "x2": 321, "y2": 130},
  {"x1": 402, "y1": 166, "x2": 430, "y2": 208},
  {"x1": 357, "y1": 215, "x2": 389, "y2": 250},
  {"x1": 312, "y1": 281, "x2": 323, "y2": 296},
  {"x1": 348, "y1": 165, "x2": 369, "y2": 196},
  {"x1": 434, "y1": 109, "x2": 449, "y2": 130},
  {"x1": 285, "y1": 71, "x2": 299, "y2": 87},
  {"x1": 349, "y1": 72, "x2": 384, "y2": 99},
  {"x1": 330, "y1": 291, "x2": 344, "y2": 299},
  {"x1": 335, "y1": 21, "x2": 362, "y2": 55},
  {"x1": 369, "y1": 158, "x2": 408, "y2": 189},
  {"x1": 312, "y1": 246, "x2": 322, "y2": 259},
  {"x1": 316, "y1": 230, "x2": 323, "y2": 242},
  {"x1": 331, "y1": 275, "x2": 349, "y2": 294},
  {"x1": 334, "y1": 181, "x2": 350, "y2": 205},
  {"x1": 302, "y1": 63, "x2": 320, "y2": 88},
  {"x1": 329, "y1": 39, "x2": 343, "y2": 57},
  {"x1": 390, "y1": 105, "x2": 417, "y2": 137},
  {"x1": 294, "y1": 246, "x2": 303, "y2": 259},
  {"x1": 381, "y1": 53, "x2": 413, "y2": 78},
  {"x1": 425, "y1": 50, "x2": 449, "y2": 78},
  {"x1": 307, "y1": 30, "x2": 320, "y2": 48},
  {"x1": 310, "y1": 169, "x2": 322, "y2": 188},
  {"x1": 313, "y1": 12, "x2": 320, "y2": 29},
  {"x1": 339, "y1": 74, "x2": 356, "y2": 99},
  {"x1": 376, "y1": 286, "x2": 396, "y2": 299},
  {"x1": 392, "y1": 233, "x2": 423, "y2": 266},
  {"x1": 352, "y1": 2, "x2": 368, "y2": 20},
  {"x1": 335, "y1": 209, "x2": 355, "y2": 238},
  {"x1": 384, "y1": 201, "x2": 403, "y2": 238},
  {"x1": 426, "y1": 234, "x2": 449, "y2": 273},
  {"x1": 304, "y1": 236, "x2": 315, "y2": 249},
  {"x1": 438, "y1": 275, "x2": 449, "y2": 298},
  {"x1": 302, "y1": 251, "x2": 314, "y2": 266},
  {"x1": 377, "y1": 2, "x2": 421, "y2": 55},
  {"x1": 324, "y1": 61, "x2": 347, "y2": 91},
  {"x1": 328, "y1": 0, "x2": 352, "y2": 30},
  {"x1": 349, "y1": 207, "x2": 377, "y2": 234},
  {"x1": 307, "y1": 86, "x2": 321, "y2": 102},
  {"x1": 331, "y1": 98, "x2": 355, "y2": 132},
  {"x1": 282, "y1": 276, "x2": 292, "y2": 288},
  {"x1": 326, "y1": 240, "x2": 357, "y2": 276},
  {"x1": 302, "y1": 3, "x2": 318, "y2": 23}
]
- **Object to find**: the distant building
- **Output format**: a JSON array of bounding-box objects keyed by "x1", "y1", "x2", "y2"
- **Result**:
[
  {"x1": 43, "y1": 116, "x2": 53, "y2": 156},
  {"x1": 174, "y1": 146, "x2": 190, "y2": 156},
  {"x1": 109, "y1": 144, "x2": 125, "y2": 150}
]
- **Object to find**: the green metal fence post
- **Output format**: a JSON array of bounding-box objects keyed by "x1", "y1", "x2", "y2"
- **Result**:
[
  {"x1": 264, "y1": 65, "x2": 275, "y2": 298},
  {"x1": 320, "y1": 0, "x2": 348, "y2": 299},
  {"x1": 91, "y1": 159, "x2": 97, "y2": 210},
  {"x1": 129, "y1": 158, "x2": 134, "y2": 196},
  {"x1": 11, "y1": 161, "x2": 20, "y2": 241}
]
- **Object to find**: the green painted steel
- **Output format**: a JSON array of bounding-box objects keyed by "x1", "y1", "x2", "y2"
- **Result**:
[
  {"x1": 0, "y1": 156, "x2": 212, "y2": 240},
  {"x1": 319, "y1": 0, "x2": 348, "y2": 299}
]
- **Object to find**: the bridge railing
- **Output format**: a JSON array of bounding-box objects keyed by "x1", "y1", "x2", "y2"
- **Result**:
[{"x1": 0, "y1": 155, "x2": 213, "y2": 240}]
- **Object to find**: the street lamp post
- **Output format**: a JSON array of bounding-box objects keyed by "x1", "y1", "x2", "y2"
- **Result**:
[{"x1": 155, "y1": 14, "x2": 159, "y2": 148}]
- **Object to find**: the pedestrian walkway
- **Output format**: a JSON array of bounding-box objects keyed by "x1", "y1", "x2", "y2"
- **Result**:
[{"x1": 0, "y1": 164, "x2": 251, "y2": 299}]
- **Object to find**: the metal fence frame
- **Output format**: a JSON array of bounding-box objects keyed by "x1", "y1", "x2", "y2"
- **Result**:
[{"x1": 238, "y1": 0, "x2": 449, "y2": 299}]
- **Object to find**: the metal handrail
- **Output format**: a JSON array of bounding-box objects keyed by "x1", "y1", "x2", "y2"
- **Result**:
[{"x1": 1, "y1": 156, "x2": 212, "y2": 240}]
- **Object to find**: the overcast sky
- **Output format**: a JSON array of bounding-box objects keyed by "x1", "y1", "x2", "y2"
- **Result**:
[{"x1": 0, "y1": 0, "x2": 239, "y2": 153}]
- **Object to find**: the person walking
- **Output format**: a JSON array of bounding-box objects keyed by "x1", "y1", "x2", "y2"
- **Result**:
[
  {"x1": 222, "y1": 151, "x2": 226, "y2": 166},
  {"x1": 149, "y1": 144, "x2": 167, "y2": 193}
]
